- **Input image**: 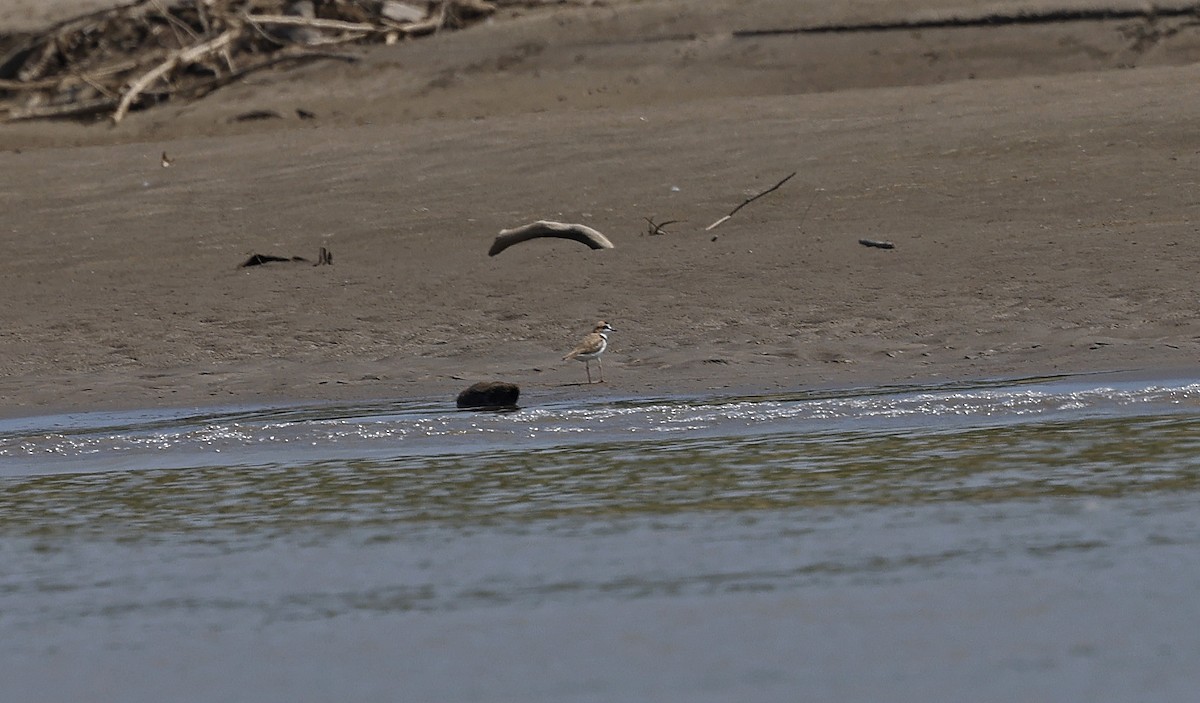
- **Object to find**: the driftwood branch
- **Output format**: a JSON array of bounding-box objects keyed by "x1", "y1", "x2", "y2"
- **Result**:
[
  {"x1": 112, "y1": 28, "x2": 239, "y2": 124},
  {"x1": 4, "y1": 96, "x2": 118, "y2": 121},
  {"x1": 1, "y1": 0, "x2": 502, "y2": 124},
  {"x1": 489, "y1": 221, "x2": 614, "y2": 256},
  {"x1": 0, "y1": 60, "x2": 143, "y2": 92},
  {"x1": 241, "y1": 14, "x2": 382, "y2": 34},
  {"x1": 706, "y1": 171, "x2": 797, "y2": 230}
]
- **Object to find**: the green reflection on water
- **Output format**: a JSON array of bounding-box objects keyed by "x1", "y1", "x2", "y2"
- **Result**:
[{"x1": 2, "y1": 414, "x2": 1198, "y2": 539}]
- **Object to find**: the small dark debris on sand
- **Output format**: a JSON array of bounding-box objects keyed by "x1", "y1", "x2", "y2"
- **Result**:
[
  {"x1": 240, "y1": 247, "x2": 332, "y2": 268},
  {"x1": 859, "y1": 238, "x2": 896, "y2": 249}
]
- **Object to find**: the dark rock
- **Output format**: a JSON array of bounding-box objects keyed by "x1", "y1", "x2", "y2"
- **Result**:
[{"x1": 456, "y1": 381, "x2": 520, "y2": 409}]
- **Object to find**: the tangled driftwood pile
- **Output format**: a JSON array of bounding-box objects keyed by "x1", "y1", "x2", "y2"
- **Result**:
[{"x1": 0, "y1": 0, "x2": 502, "y2": 123}]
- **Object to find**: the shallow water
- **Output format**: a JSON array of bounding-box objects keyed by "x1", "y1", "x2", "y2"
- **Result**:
[{"x1": 2, "y1": 375, "x2": 1199, "y2": 702}]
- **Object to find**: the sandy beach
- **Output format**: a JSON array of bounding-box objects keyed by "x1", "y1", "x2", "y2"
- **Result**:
[{"x1": 3, "y1": 0, "x2": 1200, "y2": 418}]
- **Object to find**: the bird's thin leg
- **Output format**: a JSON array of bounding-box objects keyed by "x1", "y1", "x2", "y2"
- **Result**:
[
  {"x1": 598, "y1": 357, "x2": 604, "y2": 383},
  {"x1": 585, "y1": 360, "x2": 592, "y2": 384}
]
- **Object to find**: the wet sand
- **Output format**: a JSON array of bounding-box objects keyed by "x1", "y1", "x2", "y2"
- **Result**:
[{"x1": 3, "y1": 0, "x2": 1200, "y2": 417}]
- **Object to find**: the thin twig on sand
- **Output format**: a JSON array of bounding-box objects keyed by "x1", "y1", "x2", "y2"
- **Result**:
[
  {"x1": 706, "y1": 171, "x2": 797, "y2": 231},
  {"x1": 644, "y1": 217, "x2": 680, "y2": 235}
]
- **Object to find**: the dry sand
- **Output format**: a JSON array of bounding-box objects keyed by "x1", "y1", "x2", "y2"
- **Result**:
[{"x1": 3, "y1": 0, "x2": 1200, "y2": 418}]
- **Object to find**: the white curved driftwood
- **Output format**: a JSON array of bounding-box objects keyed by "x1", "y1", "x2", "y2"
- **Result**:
[{"x1": 488, "y1": 220, "x2": 614, "y2": 257}]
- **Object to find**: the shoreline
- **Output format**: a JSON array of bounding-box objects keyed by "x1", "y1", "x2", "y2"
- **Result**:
[{"x1": 7, "y1": 361, "x2": 1200, "y2": 423}]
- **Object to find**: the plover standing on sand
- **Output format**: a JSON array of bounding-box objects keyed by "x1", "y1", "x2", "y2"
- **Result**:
[{"x1": 563, "y1": 321, "x2": 614, "y2": 384}]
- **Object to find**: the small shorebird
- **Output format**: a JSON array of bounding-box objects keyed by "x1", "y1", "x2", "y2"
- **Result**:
[{"x1": 563, "y1": 321, "x2": 614, "y2": 384}]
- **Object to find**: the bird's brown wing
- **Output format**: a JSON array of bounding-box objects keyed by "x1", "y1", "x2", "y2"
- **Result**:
[{"x1": 563, "y1": 332, "x2": 604, "y2": 360}]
